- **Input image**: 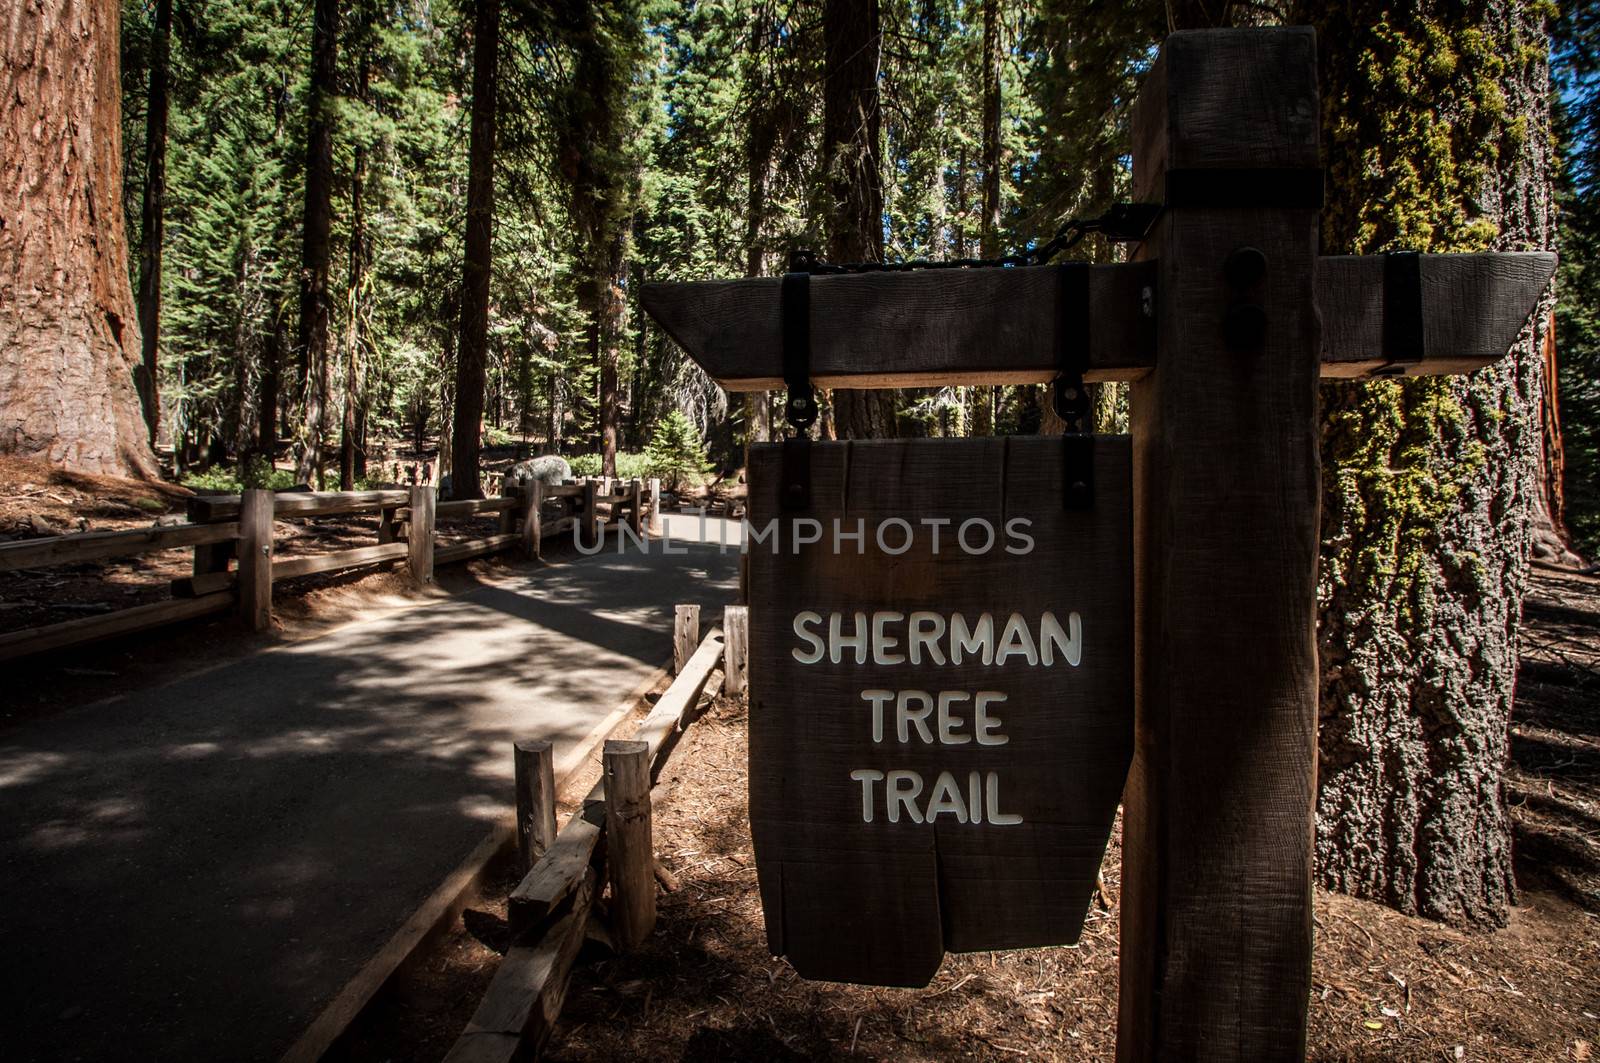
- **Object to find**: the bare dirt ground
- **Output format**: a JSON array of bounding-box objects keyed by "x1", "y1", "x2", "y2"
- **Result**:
[{"x1": 348, "y1": 566, "x2": 1600, "y2": 1063}]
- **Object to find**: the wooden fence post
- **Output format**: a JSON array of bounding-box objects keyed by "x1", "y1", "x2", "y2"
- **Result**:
[
  {"x1": 377, "y1": 504, "x2": 402, "y2": 544},
  {"x1": 603, "y1": 739, "x2": 655, "y2": 950},
  {"x1": 514, "y1": 739, "x2": 557, "y2": 873},
  {"x1": 628, "y1": 478, "x2": 643, "y2": 533},
  {"x1": 723, "y1": 604, "x2": 748, "y2": 696},
  {"x1": 647, "y1": 477, "x2": 662, "y2": 536},
  {"x1": 497, "y1": 481, "x2": 517, "y2": 535},
  {"x1": 673, "y1": 604, "x2": 700, "y2": 675},
  {"x1": 581, "y1": 479, "x2": 599, "y2": 548},
  {"x1": 237, "y1": 489, "x2": 274, "y2": 631},
  {"x1": 520, "y1": 480, "x2": 544, "y2": 560},
  {"x1": 1118, "y1": 29, "x2": 1321, "y2": 1060},
  {"x1": 408, "y1": 485, "x2": 435, "y2": 586}
]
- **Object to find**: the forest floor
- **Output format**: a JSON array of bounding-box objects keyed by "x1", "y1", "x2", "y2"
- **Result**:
[{"x1": 345, "y1": 565, "x2": 1600, "y2": 1063}]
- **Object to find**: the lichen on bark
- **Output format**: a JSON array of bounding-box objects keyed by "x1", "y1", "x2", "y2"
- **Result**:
[{"x1": 1307, "y1": 0, "x2": 1556, "y2": 926}]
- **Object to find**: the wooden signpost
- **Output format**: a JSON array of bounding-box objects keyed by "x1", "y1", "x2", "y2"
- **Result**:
[{"x1": 641, "y1": 26, "x2": 1555, "y2": 1061}]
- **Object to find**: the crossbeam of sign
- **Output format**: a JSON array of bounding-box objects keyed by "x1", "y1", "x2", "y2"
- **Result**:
[
  {"x1": 641, "y1": 26, "x2": 1556, "y2": 1054},
  {"x1": 642, "y1": 253, "x2": 1554, "y2": 390}
]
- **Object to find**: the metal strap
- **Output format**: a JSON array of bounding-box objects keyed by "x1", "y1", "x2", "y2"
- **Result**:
[
  {"x1": 1377, "y1": 251, "x2": 1424, "y2": 375},
  {"x1": 1163, "y1": 167, "x2": 1325, "y2": 210},
  {"x1": 1055, "y1": 262, "x2": 1094, "y2": 510},
  {"x1": 780, "y1": 270, "x2": 814, "y2": 511}
]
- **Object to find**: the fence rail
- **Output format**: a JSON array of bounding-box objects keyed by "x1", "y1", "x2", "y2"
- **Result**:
[
  {"x1": 442, "y1": 606, "x2": 746, "y2": 1063},
  {"x1": 0, "y1": 476, "x2": 661, "y2": 662}
]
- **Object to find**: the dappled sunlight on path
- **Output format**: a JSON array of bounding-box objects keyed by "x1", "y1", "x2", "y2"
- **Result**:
[{"x1": 0, "y1": 526, "x2": 738, "y2": 1062}]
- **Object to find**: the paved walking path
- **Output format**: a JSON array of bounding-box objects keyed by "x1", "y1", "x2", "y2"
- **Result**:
[{"x1": 0, "y1": 518, "x2": 739, "y2": 1062}]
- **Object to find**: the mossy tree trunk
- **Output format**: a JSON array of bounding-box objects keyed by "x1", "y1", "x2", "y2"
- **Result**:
[{"x1": 1304, "y1": 0, "x2": 1556, "y2": 926}]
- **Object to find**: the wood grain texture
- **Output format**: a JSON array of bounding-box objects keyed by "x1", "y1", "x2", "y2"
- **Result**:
[
  {"x1": 633, "y1": 629, "x2": 722, "y2": 766},
  {"x1": 432, "y1": 534, "x2": 519, "y2": 566},
  {"x1": 188, "y1": 488, "x2": 411, "y2": 522},
  {"x1": 515, "y1": 740, "x2": 557, "y2": 874},
  {"x1": 0, "y1": 592, "x2": 232, "y2": 661},
  {"x1": 603, "y1": 740, "x2": 655, "y2": 950},
  {"x1": 237, "y1": 489, "x2": 273, "y2": 631},
  {"x1": 1319, "y1": 252, "x2": 1557, "y2": 376},
  {"x1": 642, "y1": 249, "x2": 1552, "y2": 388},
  {"x1": 444, "y1": 869, "x2": 597, "y2": 1063},
  {"x1": 641, "y1": 261, "x2": 1157, "y2": 391},
  {"x1": 270, "y1": 541, "x2": 408, "y2": 581},
  {"x1": 520, "y1": 480, "x2": 544, "y2": 559},
  {"x1": 747, "y1": 437, "x2": 1134, "y2": 987},
  {"x1": 407, "y1": 486, "x2": 435, "y2": 585},
  {"x1": 508, "y1": 789, "x2": 604, "y2": 933},
  {"x1": 1118, "y1": 28, "x2": 1320, "y2": 1062},
  {"x1": 723, "y1": 605, "x2": 749, "y2": 696},
  {"x1": 673, "y1": 604, "x2": 700, "y2": 675},
  {"x1": 435, "y1": 496, "x2": 516, "y2": 519},
  {"x1": 0, "y1": 520, "x2": 239, "y2": 571}
]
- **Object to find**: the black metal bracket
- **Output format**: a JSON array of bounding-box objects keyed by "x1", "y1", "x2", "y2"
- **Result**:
[
  {"x1": 1055, "y1": 262, "x2": 1094, "y2": 511},
  {"x1": 1163, "y1": 167, "x2": 1325, "y2": 210},
  {"x1": 1374, "y1": 250, "x2": 1425, "y2": 376},
  {"x1": 780, "y1": 268, "x2": 814, "y2": 511}
]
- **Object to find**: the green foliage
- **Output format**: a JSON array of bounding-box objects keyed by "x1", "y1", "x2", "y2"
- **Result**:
[
  {"x1": 568, "y1": 452, "x2": 654, "y2": 479},
  {"x1": 180, "y1": 463, "x2": 299, "y2": 493},
  {"x1": 643, "y1": 411, "x2": 714, "y2": 490}
]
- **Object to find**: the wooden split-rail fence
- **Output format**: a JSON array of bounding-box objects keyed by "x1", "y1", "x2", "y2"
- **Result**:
[
  {"x1": 440, "y1": 604, "x2": 748, "y2": 1063},
  {"x1": 0, "y1": 476, "x2": 662, "y2": 662}
]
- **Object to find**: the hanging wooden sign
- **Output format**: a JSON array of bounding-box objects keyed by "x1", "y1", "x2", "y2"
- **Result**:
[{"x1": 744, "y1": 435, "x2": 1133, "y2": 987}]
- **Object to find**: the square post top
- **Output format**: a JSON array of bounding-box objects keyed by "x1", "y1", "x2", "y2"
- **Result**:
[{"x1": 1132, "y1": 27, "x2": 1320, "y2": 201}]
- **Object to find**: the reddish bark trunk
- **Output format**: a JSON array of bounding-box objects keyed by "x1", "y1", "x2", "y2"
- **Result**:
[{"x1": 1, "y1": 0, "x2": 158, "y2": 479}]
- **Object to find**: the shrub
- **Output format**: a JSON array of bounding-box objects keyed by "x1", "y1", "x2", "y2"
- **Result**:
[
  {"x1": 181, "y1": 460, "x2": 299, "y2": 494},
  {"x1": 567, "y1": 452, "x2": 652, "y2": 479}
]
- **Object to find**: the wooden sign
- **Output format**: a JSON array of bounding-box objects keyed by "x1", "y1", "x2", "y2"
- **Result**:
[{"x1": 745, "y1": 436, "x2": 1133, "y2": 987}]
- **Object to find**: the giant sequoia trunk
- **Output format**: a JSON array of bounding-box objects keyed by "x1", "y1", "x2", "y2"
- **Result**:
[
  {"x1": 294, "y1": 0, "x2": 340, "y2": 486},
  {"x1": 450, "y1": 0, "x2": 500, "y2": 499},
  {"x1": 1, "y1": 0, "x2": 159, "y2": 479},
  {"x1": 134, "y1": 0, "x2": 172, "y2": 446},
  {"x1": 1307, "y1": 0, "x2": 1555, "y2": 926},
  {"x1": 822, "y1": 0, "x2": 898, "y2": 440}
]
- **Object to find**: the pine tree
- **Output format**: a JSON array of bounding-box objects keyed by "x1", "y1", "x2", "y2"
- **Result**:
[{"x1": 645, "y1": 409, "x2": 713, "y2": 491}]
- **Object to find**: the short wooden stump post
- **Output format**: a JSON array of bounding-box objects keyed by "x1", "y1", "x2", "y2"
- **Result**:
[
  {"x1": 673, "y1": 604, "x2": 700, "y2": 675},
  {"x1": 514, "y1": 739, "x2": 557, "y2": 873},
  {"x1": 603, "y1": 739, "x2": 655, "y2": 950},
  {"x1": 407, "y1": 485, "x2": 435, "y2": 586},
  {"x1": 647, "y1": 477, "x2": 662, "y2": 536},
  {"x1": 581, "y1": 480, "x2": 599, "y2": 548},
  {"x1": 520, "y1": 480, "x2": 545, "y2": 560},
  {"x1": 723, "y1": 605, "x2": 748, "y2": 696},
  {"x1": 238, "y1": 488, "x2": 274, "y2": 632}
]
